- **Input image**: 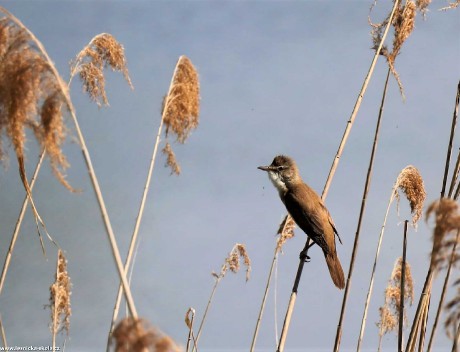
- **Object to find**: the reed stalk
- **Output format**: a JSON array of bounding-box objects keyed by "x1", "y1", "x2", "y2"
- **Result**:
[
  {"x1": 0, "y1": 7, "x2": 138, "y2": 317},
  {"x1": 193, "y1": 244, "x2": 250, "y2": 352},
  {"x1": 399, "y1": 220, "x2": 409, "y2": 352},
  {"x1": 185, "y1": 308, "x2": 197, "y2": 352},
  {"x1": 250, "y1": 248, "x2": 278, "y2": 352},
  {"x1": 0, "y1": 314, "x2": 6, "y2": 348},
  {"x1": 407, "y1": 80, "x2": 460, "y2": 351},
  {"x1": 427, "y1": 230, "x2": 460, "y2": 352},
  {"x1": 251, "y1": 215, "x2": 294, "y2": 352},
  {"x1": 276, "y1": 4, "x2": 400, "y2": 351},
  {"x1": 334, "y1": 65, "x2": 391, "y2": 351},
  {"x1": 448, "y1": 148, "x2": 460, "y2": 198},
  {"x1": 357, "y1": 187, "x2": 397, "y2": 351},
  {"x1": 0, "y1": 149, "x2": 45, "y2": 296},
  {"x1": 441, "y1": 81, "x2": 460, "y2": 198},
  {"x1": 106, "y1": 56, "x2": 184, "y2": 347}
]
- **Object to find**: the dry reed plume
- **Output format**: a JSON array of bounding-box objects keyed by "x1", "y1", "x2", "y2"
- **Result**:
[
  {"x1": 70, "y1": 33, "x2": 132, "y2": 106},
  {"x1": 276, "y1": 215, "x2": 296, "y2": 252},
  {"x1": 213, "y1": 243, "x2": 252, "y2": 282},
  {"x1": 160, "y1": 56, "x2": 200, "y2": 174},
  {"x1": 107, "y1": 55, "x2": 199, "y2": 348},
  {"x1": 370, "y1": 0, "x2": 432, "y2": 98},
  {"x1": 112, "y1": 318, "x2": 180, "y2": 352},
  {"x1": 426, "y1": 199, "x2": 460, "y2": 271},
  {"x1": 162, "y1": 142, "x2": 181, "y2": 175},
  {"x1": 0, "y1": 16, "x2": 71, "y2": 189},
  {"x1": 444, "y1": 278, "x2": 460, "y2": 339},
  {"x1": 440, "y1": 0, "x2": 460, "y2": 10},
  {"x1": 395, "y1": 165, "x2": 426, "y2": 226},
  {"x1": 193, "y1": 243, "x2": 251, "y2": 352},
  {"x1": 162, "y1": 56, "x2": 199, "y2": 144},
  {"x1": 49, "y1": 250, "x2": 71, "y2": 349},
  {"x1": 377, "y1": 257, "x2": 414, "y2": 348}
]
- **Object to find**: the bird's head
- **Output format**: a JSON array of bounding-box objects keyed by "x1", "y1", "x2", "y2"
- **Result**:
[{"x1": 258, "y1": 155, "x2": 300, "y2": 192}]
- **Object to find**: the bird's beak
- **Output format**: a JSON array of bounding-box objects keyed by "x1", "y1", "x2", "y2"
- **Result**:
[{"x1": 258, "y1": 165, "x2": 272, "y2": 172}]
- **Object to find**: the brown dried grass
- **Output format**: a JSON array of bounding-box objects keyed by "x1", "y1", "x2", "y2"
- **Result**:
[
  {"x1": 163, "y1": 56, "x2": 199, "y2": 144},
  {"x1": 370, "y1": 0, "x2": 423, "y2": 98},
  {"x1": 49, "y1": 250, "x2": 71, "y2": 337},
  {"x1": 276, "y1": 215, "x2": 296, "y2": 252},
  {"x1": 444, "y1": 277, "x2": 460, "y2": 339},
  {"x1": 395, "y1": 165, "x2": 426, "y2": 226},
  {"x1": 377, "y1": 257, "x2": 414, "y2": 336},
  {"x1": 70, "y1": 33, "x2": 132, "y2": 107},
  {"x1": 440, "y1": 0, "x2": 460, "y2": 10},
  {"x1": 162, "y1": 142, "x2": 181, "y2": 175},
  {"x1": 426, "y1": 199, "x2": 460, "y2": 271},
  {"x1": 212, "y1": 243, "x2": 252, "y2": 282},
  {"x1": 0, "y1": 17, "x2": 72, "y2": 189},
  {"x1": 112, "y1": 317, "x2": 181, "y2": 352}
]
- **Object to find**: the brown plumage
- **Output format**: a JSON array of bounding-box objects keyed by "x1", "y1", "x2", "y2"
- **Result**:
[{"x1": 258, "y1": 155, "x2": 345, "y2": 289}]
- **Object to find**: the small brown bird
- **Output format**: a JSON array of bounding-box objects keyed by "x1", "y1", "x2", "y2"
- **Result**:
[{"x1": 258, "y1": 155, "x2": 345, "y2": 289}]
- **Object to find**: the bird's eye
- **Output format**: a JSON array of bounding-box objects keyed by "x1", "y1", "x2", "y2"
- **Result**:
[{"x1": 277, "y1": 166, "x2": 284, "y2": 171}]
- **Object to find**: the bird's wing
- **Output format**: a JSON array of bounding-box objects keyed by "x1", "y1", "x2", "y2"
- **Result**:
[
  {"x1": 321, "y1": 203, "x2": 343, "y2": 245},
  {"x1": 283, "y1": 188, "x2": 331, "y2": 252}
]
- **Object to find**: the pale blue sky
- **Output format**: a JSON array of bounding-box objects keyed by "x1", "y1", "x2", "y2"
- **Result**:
[{"x1": 0, "y1": 1, "x2": 459, "y2": 351}]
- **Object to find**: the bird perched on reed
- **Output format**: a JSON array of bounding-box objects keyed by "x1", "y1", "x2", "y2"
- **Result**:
[{"x1": 258, "y1": 155, "x2": 345, "y2": 289}]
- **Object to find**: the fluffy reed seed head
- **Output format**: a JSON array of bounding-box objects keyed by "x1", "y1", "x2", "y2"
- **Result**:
[
  {"x1": 49, "y1": 250, "x2": 71, "y2": 336},
  {"x1": 377, "y1": 257, "x2": 414, "y2": 336},
  {"x1": 212, "y1": 243, "x2": 252, "y2": 282},
  {"x1": 416, "y1": 0, "x2": 432, "y2": 15},
  {"x1": 370, "y1": 0, "x2": 421, "y2": 98},
  {"x1": 395, "y1": 165, "x2": 426, "y2": 227},
  {"x1": 0, "y1": 17, "x2": 72, "y2": 189},
  {"x1": 440, "y1": 0, "x2": 460, "y2": 11},
  {"x1": 444, "y1": 278, "x2": 460, "y2": 339},
  {"x1": 426, "y1": 199, "x2": 460, "y2": 271},
  {"x1": 112, "y1": 317, "x2": 181, "y2": 352},
  {"x1": 162, "y1": 56, "x2": 200, "y2": 144},
  {"x1": 70, "y1": 33, "x2": 133, "y2": 107},
  {"x1": 276, "y1": 215, "x2": 296, "y2": 252},
  {"x1": 377, "y1": 305, "x2": 398, "y2": 337},
  {"x1": 162, "y1": 142, "x2": 181, "y2": 175}
]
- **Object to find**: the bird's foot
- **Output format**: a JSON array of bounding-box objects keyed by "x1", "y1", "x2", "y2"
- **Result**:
[{"x1": 299, "y1": 250, "x2": 311, "y2": 262}]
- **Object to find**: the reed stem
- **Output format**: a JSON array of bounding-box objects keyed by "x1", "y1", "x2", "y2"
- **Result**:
[
  {"x1": 277, "y1": 3, "x2": 399, "y2": 348},
  {"x1": 399, "y1": 220, "x2": 409, "y2": 352},
  {"x1": 106, "y1": 56, "x2": 184, "y2": 347},
  {"x1": 334, "y1": 65, "x2": 391, "y2": 352},
  {"x1": 426, "y1": 230, "x2": 460, "y2": 352},
  {"x1": 0, "y1": 7, "x2": 138, "y2": 318}
]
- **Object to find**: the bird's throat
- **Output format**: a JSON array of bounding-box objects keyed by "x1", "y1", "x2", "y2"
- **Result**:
[{"x1": 267, "y1": 171, "x2": 288, "y2": 195}]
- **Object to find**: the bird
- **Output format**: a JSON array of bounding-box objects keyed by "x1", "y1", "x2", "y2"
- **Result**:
[{"x1": 258, "y1": 155, "x2": 345, "y2": 289}]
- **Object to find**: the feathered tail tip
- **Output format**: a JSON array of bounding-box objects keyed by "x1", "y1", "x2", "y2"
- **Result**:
[{"x1": 325, "y1": 253, "x2": 345, "y2": 289}]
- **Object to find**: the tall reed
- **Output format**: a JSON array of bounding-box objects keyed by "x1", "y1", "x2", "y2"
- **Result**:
[
  {"x1": 107, "y1": 55, "x2": 200, "y2": 347},
  {"x1": 193, "y1": 243, "x2": 251, "y2": 352},
  {"x1": 49, "y1": 250, "x2": 71, "y2": 351},
  {"x1": 276, "y1": 3, "x2": 401, "y2": 351}
]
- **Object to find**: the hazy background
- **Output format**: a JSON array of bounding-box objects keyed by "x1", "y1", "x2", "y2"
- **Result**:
[{"x1": 0, "y1": 1, "x2": 459, "y2": 351}]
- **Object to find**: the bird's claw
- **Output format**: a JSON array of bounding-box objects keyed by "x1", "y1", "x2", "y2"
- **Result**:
[{"x1": 299, "y1": 250, "x2": 311, "y2": 262}]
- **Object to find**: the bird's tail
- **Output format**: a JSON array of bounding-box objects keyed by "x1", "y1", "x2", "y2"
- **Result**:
[{"x1": 325, "y1": 252, "x2": 345, "y2": 289}]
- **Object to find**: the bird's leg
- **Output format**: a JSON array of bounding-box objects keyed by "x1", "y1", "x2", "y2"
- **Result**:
[{"x1": 299, "y1": 240, "x2": 315, "y2": 262}]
